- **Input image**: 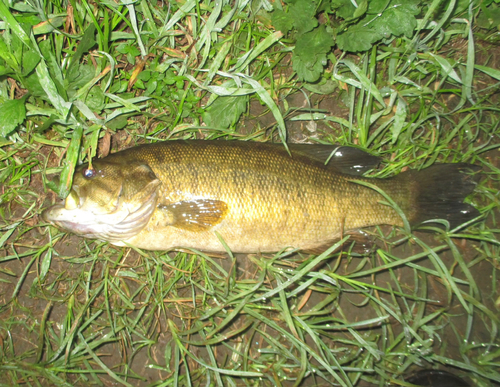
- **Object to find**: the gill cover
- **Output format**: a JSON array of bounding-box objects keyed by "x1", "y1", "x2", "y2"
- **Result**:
[{"x1": 43, "y1": 161, "x2": 161, "y2": 243}]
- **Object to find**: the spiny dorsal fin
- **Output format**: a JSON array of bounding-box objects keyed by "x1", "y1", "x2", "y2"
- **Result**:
[{"x1": 288, "y1": 144, "x2": 380, "y2": 175}]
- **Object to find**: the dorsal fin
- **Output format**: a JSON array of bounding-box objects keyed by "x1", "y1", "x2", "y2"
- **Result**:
[{"x1": 288, "y1": 144, "x2": 380, "y2": 175}]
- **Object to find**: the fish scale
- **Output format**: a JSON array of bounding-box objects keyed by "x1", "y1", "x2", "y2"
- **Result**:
[
  {"x1": 42, "y1": 141, "x2": 480, "y2": 253},
  {"x1": 91, "y1": 142, "x2": 404, "y2": 251}
]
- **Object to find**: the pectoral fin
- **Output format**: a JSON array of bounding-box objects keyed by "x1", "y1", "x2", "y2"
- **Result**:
[{"x1": 158, "y1": 199, "x2": 228, "y2": 231}]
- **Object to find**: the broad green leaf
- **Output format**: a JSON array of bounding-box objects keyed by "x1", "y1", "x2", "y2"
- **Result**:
[
  {"x1": 293, "y1": 25, "x2": 334, "y2": 82},
  {"x1": 336, "y1": 25, "x2": 381, "y2": 52},
  {"x1": 117, "y1": 44, "x2": 140, "y2": 65},
  {"x1": 104, "y1": 93, "x2": 144, "y2": 112},
  {"x1": 11, "y1": 2, "x2": 36, "y2": 12},
  {"x1": 106, "y1": 115, "x2": 129, "y2": 130},
  {"x1": 203, "y1": 95, "x2": 248, "y2": 128},
  {"x1": 66, "y1": 64, "x2": 96, "y2": 97},
  {"x1": 353, "y1": 0, "x2": 368, "y2": 18},
  {"x1": 371, "y1": 1, "x2": 420, "y2": 38},
  {"x1": 294, "y1": 25, "x2": 333, "y2": 57},
  {"x1": 195, "y1": 0, "x2": 222, "y2": 68},
  {"x1": 290, "y1": 0, "x2": 318, "y2": 35},
  {"x1": 84, "y1": 124, "x2": 102, "y2": 160},
  {"x1": 10, "y1": 30, "x2": 24, "y2": 68},
  {"x1": 14, "y1": 14, "x2": 41, "y2": 25},
  {"x1": 271, "y1": 8, "x2": 294, "y2": 34},
  {"x1": 24, "y1": 71, "x2": 46, "y2": 97},
  {"x1": 293, "y1": 53, "x2": 327, "y2": 82},
  {"x1": 139, "y1": 0, "x2": 158, "y2": 37},
  {"x1": 73, "y1": 100, "x2": 102, "y2": 124},
  {"x1": 205, "y1": 40, "x2": 231, "y2": 84},
  {"x1": 32, "y1": 15, "x2": 65, "y2": 35},
  {"x1": 367, "y1": 0, "x2": 409, "y2": 13},
  {"x1": 330, "y1": 0, "x2": 356, "y2": 19},
  {"x1": 0, "y1": 97, "x2": 26, "y2": 137},
  {"x1": 22, "y1": 48, "x2": 40, "y2": 75},
  {"x1": 214, "y1": 0, "x2": 242, "y2": 31},
  {"x1": 84, "y1": 86, "x2": 106, "y2": 112}
]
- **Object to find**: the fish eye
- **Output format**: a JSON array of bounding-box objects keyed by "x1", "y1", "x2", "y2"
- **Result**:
[{"x1": 82, "y1": 167, "x2": 96, "y2": 179}]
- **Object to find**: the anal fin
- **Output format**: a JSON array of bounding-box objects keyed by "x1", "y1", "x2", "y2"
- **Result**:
[{"x1": 304, "y1": 231, "x2": 377, "y2": 256}]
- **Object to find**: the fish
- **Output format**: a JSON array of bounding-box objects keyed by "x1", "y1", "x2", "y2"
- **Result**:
[{"x1": 42, "y1": 141, "x2": 480, "y2": 253}]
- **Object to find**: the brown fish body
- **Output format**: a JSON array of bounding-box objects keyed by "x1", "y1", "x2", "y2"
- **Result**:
[{"x1": 42, "y1": 141, "x2": 479, "y2": 253}]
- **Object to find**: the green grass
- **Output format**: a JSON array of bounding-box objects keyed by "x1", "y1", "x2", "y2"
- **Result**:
[{"x1": 1, "y1": 0, "x2": 500, "y2": 386}]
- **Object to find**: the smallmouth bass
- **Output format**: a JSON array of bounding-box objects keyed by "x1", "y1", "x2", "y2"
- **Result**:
[{"x1": 42, "y1": 141, "x2": 480, "y2": 253}]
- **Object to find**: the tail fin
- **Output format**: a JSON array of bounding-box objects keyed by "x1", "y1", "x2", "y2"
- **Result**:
[{"x1": 409, "y1": 163, "x2": 481, "y2": 229}]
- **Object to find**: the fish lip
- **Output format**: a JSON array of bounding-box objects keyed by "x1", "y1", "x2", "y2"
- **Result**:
[
  {"x1": 42, "y1": 205, "x2": 99, "y2": 238},
  {"x1": 41, "y1": 204, "x2": 64, "y2": 223},
  {"x1": 41, "y1": 203, "x2": 122, "y2": 240},
  {"x1": 47, "y1": 218, "x2": 101, "y2": 239},
  {"x1": 41, "y1": 189, "x2": 159, "y2": 243}
]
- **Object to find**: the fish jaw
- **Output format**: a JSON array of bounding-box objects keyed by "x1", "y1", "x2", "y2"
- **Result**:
[
  {"x1": 42, "y1": 204, "x2": 125, "y2": 240},
  {"x1": 42, "y1": 189, "x2": 159, "y2": 243}
]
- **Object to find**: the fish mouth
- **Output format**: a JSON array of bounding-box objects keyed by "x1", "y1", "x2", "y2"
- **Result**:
[
  {"x1": 43, "y1": 214, "x2": 104, "y2": 239},
  {"x1": 42, "y1": 190, "x2": 158, "y2": 243}
]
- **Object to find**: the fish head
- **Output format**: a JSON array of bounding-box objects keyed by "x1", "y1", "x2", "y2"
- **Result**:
[{"x1": 42, "y1": 159, "x2": 161, "y2": 243}]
